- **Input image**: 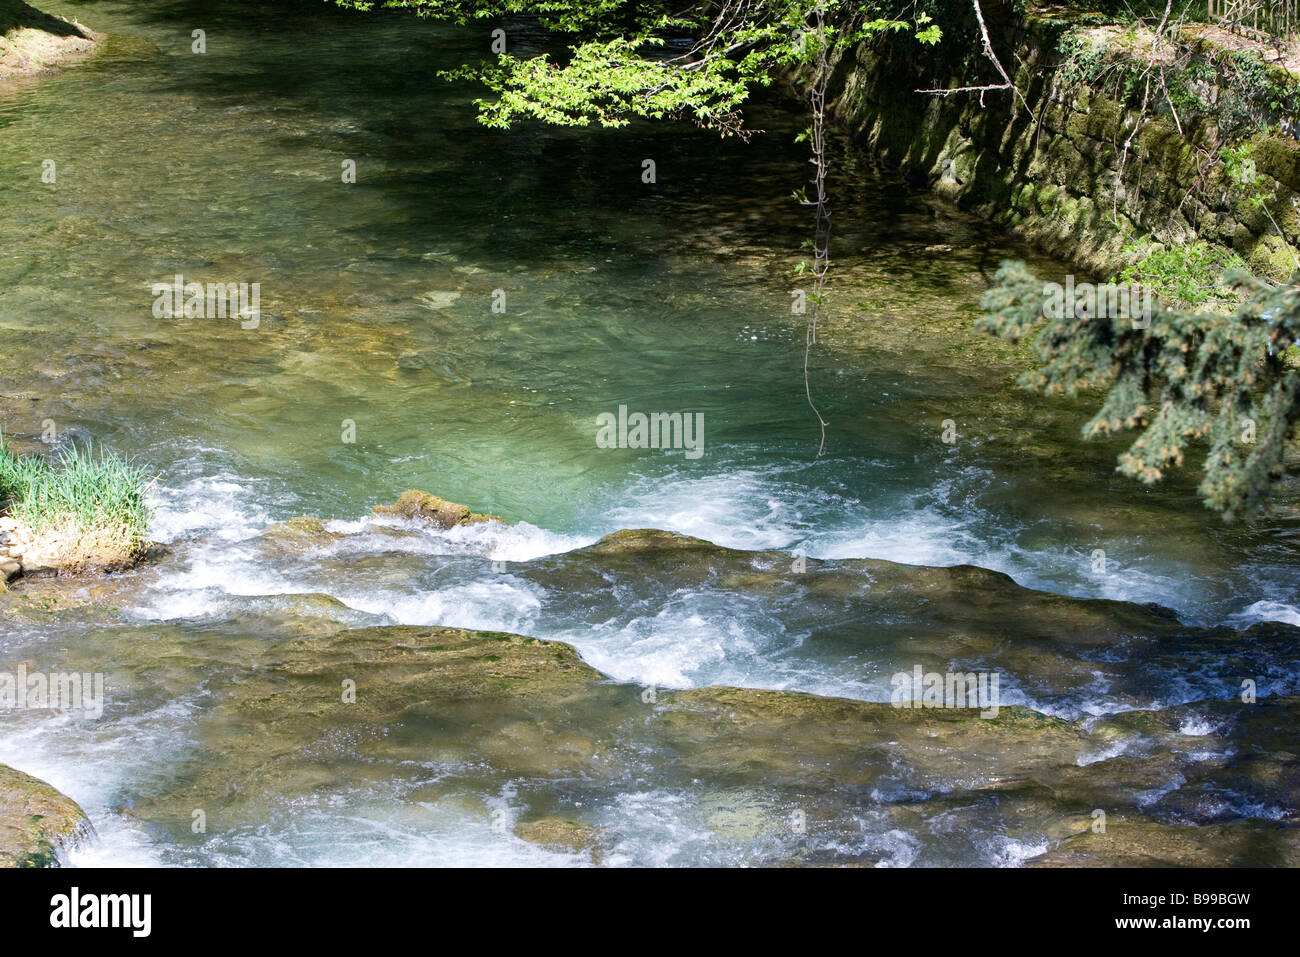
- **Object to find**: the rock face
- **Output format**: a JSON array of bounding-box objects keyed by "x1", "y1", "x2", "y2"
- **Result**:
[
  {"x1": 0, "y1": 1, "x2": 99, "y2": 85},
  {"x1": 0, "y1": 518, "x2": 25, "y2": 582},
  {"x1": 0, "y1": 517, "x2": 60, "y2": 578},
  {"x1": 0, "y1": 764, "x2": 89, "y2": 867}
]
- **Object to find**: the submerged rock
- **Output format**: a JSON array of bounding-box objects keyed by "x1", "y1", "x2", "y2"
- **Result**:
[
  {"x1": 1031, "y1": 816, "x2": 1300, "y2": 868},
  {"x1": 394, "y1": 351, "x2": 468, "y2": 383},
  {"x1": 513, "y1": 817, "x2": 605, "y2": 861},
  {"x1": 415, "y1": 291, "x2": 460, "y2": 310},
  {"x1": 512, "y1": 529, "x2": 1300, "y2": 720},
  {"x1": 0, "y1": 764, "x2": 89, "y2": 867},
  {"x1": 114, "y1": 622, "x2": 1265, "y2": 866},
  {"x1": 259, "y1": 515, "x2": 344, "y2": 557}
]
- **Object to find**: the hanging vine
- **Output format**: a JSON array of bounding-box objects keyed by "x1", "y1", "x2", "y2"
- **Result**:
[{"x1": 796, "y1": 0, "x2": 832, "y2": 457}]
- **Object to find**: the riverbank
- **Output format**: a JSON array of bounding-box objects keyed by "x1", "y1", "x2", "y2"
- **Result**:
[{"x1": 0, "y1": 0, "x2": 97, "y2": 84}]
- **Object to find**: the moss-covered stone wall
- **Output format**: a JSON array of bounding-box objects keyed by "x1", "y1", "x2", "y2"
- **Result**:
[{"x1": 822, "y1": 3, "x2": 1300, "y2": 279}]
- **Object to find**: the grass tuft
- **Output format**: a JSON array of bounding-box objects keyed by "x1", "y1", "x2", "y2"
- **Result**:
[{"x1": 0, "y1": 431, "x2": 152, "y2": 561}]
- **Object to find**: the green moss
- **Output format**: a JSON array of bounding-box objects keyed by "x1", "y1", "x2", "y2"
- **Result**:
[
  {"x1": 0, "y1": 764, "x2": 87, "y2": 868},
  {"x1": 1251, "y1": 134, "x2": 1300, "y2": 192}
]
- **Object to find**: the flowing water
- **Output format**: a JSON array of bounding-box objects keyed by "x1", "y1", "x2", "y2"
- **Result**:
[{"x1": 1, "y1": 0, "x2": 1298, "y2": 866}]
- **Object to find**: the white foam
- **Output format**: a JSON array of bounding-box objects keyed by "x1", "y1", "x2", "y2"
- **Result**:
[
  {"x1": 864, "y1": 828, "x2": 922, "y2": 868},
  {"x1": 0, "y1": 696, "x2": 201, "y2": 868},
  {"x1": 1232, "y1": 600, "x2": 1300, "y2": 627},
  {"x1": 599, "y1": 791, "x2": 719, "y2": 867},
  {"x1": 148, "y1": 467, "x2": 280, "y2": 545},
  {"x1": 1179, "y1": 716, "x2": 1219, "y2": 736},
  {"x1": 603, "y1": 464, "x2": 1223, "y2": 622},
  {"x1": 988, "y1": 837, "x2": 1050, "y2": 868},
  {"x1": 331, "y1": 516, "x2": 591, "y2": 562},
  {"x1": 339, "y1": 577, "x2": 544, "y2": 633},
  {"x1": 604, "y1": 468, "x2": 810, "y2": 552}
]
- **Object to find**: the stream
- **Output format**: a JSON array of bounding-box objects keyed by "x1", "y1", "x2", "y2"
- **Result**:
[{"x1": 1, "y1": 0, "x2": 1297, "y2": 866}]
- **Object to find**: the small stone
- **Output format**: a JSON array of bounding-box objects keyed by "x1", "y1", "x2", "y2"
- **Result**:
[{"x1": 0, "y1": 560, "x2": 20, "y2": 582}]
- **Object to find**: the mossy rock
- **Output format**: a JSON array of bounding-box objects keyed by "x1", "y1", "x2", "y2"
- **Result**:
[
  {"x1": 1252, "y1": 134, "x2": 1300, "y2": 193},
  {"x1": 372, "y1": 490, "x2": 505, "y2": 528},
  {"x1": 462, "y1": 512, "x2": 508, "y2": 526},
  {"x1": 122, "y1": 623, "x2": 1117, "y2": 854},
  {"x1": 36, "y1": 584, "x2": 1300, "y2": 865},
  {"x1": 259, "y1": 516, "x2": 343, "y2": 557},
  {"x1": 0, "y1": 764, "x2": 89, "y2": 867},
  {"x1": 586, "y1": 528, "x2": 717, "y2": 554},
  {"x1": 1243, "y1": 233, "x2": 1300, "y2": 282},
  {"x1": 647, "y1": 688, "x2": 1091, "y2": 793},
  {"x1": 514, "y1": 816, "x2": 605, "y2": 860},
  {"x1": 1031, "y1": 816, "x2": 1300, "y2": 867}
]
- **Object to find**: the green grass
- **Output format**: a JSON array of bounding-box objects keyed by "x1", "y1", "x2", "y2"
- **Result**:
[{"x1": 0, "y1": 432, "x2": 151, "y2": 556}]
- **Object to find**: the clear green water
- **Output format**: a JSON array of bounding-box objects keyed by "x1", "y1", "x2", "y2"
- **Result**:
[{"x1": 1, "y1": 0, "x2": 1297, "y2": 866}]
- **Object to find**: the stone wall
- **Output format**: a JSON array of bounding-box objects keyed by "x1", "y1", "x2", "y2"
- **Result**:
[{"x1": 821, "y1": 3, "x2": 1300, "y2": 279}]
